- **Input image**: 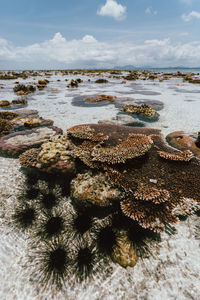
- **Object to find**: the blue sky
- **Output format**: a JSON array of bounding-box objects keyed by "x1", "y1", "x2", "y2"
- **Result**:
[{"x1": 0, "y1": 0, "x2": 200, "y2": 69}]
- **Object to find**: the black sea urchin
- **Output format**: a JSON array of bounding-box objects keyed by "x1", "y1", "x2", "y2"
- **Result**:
[
  {"x1": 72, "y1": 212, "x2": 93, "y2": 236},
  {"x1": 37, "y1": 215, "x2": 65, "y2": 239},
  {"x1": 13, "y1": 204, "x2": 36, "y2": 230},
  {"x1": 95, "y1": 225, "x2": 117, "y2": 255},
  {"x1": 25, "y1": 188, "x2": 40, "y2": 200},
  {"x1": 31, "y1": 239, "x2": 70, "y2": 290},
  {"x1": 40, "y1": 192, "x2": 57, "y2": 210},
  {"x1": 73, "y1": 245, "x2": 95, "y2": 282}
]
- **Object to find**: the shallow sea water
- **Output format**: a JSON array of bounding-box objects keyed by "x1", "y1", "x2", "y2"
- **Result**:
[{"x1": 0, "y1": 72, "x2": 200, "y2": 299}]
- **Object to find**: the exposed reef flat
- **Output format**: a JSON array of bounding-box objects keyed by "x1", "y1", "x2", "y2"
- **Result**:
[{"x1": 0, "y1": 69, "x2": 200, "y2": 300}]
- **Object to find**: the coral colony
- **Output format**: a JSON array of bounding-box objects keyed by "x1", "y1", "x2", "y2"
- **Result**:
[{"x1": 0, "y1": 70, "x2": 200, "y2": 293}]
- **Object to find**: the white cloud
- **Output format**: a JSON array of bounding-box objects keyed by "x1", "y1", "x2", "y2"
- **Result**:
[
  {"x1": 97, "y1": 0, "x2": 126, "y2": 20},
  {"x1": 182, "y1": 11, "x2": 200, "y2": 22},
  {"x1": 1, "y1": 32, "x2": 200, "y2": 69},
  {"x1": 145, "y1": 7, "x2": 158, "y2": 15}
]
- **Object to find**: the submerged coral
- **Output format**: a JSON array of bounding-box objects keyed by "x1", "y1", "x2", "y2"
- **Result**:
[
  {"x1": 84, "y1": 95, "x2": 116, "y2": 103},
  {"x1": 123, "y1": 104, "x2": 158, "y2": 121}
]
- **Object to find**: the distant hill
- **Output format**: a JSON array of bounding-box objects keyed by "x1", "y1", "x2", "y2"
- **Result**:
[{"x1": 114, "y1": 65, "x2": 200, "y2": 71}]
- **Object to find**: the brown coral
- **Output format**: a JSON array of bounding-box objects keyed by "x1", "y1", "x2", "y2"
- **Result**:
[
  {"x1": 0, "y1": 100, "x2": 10, "y2": 108},
  {"x1": 120, "y1": 197, "x2": 177, "y2": 232},
  {"x1": 166, "y1": 131, "x2": 200, "y2": 158},
  {"x1": 0, "y1": 119, "x2": 13, "y2": 137},
  {"x1": 19, "y1": 147, "x2": 40, "y2": 168},
  {"x1": 84, "y1": 95, "x2": 116, "y2": 103},
  {"x1": 91, "y1": 134, "x2": 153, "y2": 164},
  {"x1": 0, "y1": 112, "x2": 18, "y2": 120},
  {"x1": 123, "y1": 104, "x2": 156, "y2": 118},
  {"x1": 134, "y1": 184, "x2": 170, "y2": 204},
  {"x1": 67, "y1": 125, "x2": 108, "y2": 143},
  {"x1": 158, "y1": 149, "x2": 194, "y2": 162}
]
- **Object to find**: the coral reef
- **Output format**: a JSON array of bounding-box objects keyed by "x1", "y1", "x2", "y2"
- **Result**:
[
  {"x1": 67, "y1": 123, "x2": 200, "y2": 232},
  {"x1": 11, "y1": 98, "x2": 27, "y2": 107}
]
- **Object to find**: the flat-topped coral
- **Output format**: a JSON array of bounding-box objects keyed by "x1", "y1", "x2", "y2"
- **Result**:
[
  {"x1": 133, "y1": 184, "x2": 170, "y2": 204},
  {"x1": 91, "y1": 133, "x2": 153, "y2": 164},
  {"x1": 67, "y1": 124, "x2": 108, "y2": 143},
  {"x1": 158, "y1": 149, "x2": 194, "y2": 162},
  {"x1": 70, "y1": 171, "x2": 124, "y2": 208},
  {"x1": 0, "y1": 119, "x2": 13, "y2": 137},
  {"x1": 67, "y1": 124, "x2": 158, "y2": 169},
  {"x1": 67, "y1": 123, "x2": 200, "y2": 232},
  {"x1": 123, "y1": 104, "x2": 158, "y2": 121},
  {"x1": 84, "y1": 95, "x2": 116, "y2": 103}
]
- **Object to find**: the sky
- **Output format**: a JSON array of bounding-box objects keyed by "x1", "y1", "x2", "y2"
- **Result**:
[{"x1": 0, "y1": 0, "x2": 200, "y2": 69}]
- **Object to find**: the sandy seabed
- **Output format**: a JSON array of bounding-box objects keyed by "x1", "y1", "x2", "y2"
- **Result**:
[{"x1": 0, "y1": 71, "x2": 200, "y2": 299}]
